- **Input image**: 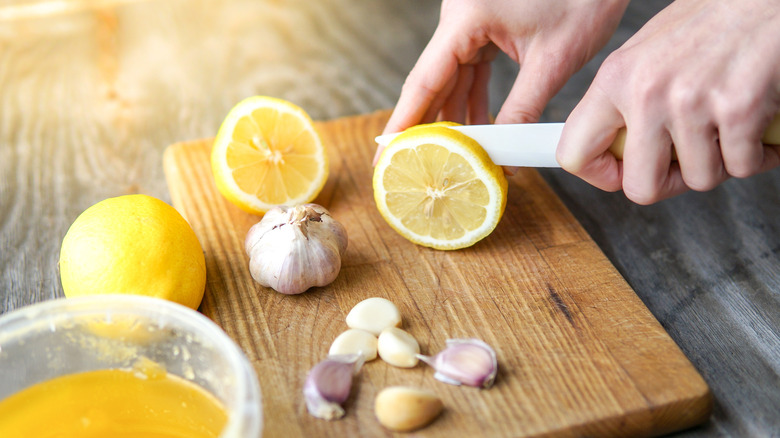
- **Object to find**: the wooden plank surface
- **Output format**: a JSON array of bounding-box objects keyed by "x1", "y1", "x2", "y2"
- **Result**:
[
  {"x1": 3, "y1": 0, "x2": 778, "y2": 436},
  {"x1": 163, "y1": 110, "x2": 711, "y2": 437}
]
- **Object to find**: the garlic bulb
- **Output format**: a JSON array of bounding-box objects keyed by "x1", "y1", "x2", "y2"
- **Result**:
[{"x1": 245, "y1": 204, "x2": 348, "y2": 295}]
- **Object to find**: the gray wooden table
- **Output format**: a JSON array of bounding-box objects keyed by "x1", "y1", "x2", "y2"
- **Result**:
[{"x1": 1, "y1": 0, "x2": 777, "y2": 436}]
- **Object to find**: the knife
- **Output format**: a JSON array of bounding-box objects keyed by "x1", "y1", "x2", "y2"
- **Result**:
[
  {"x1": 375, "y1": 123, "x2": 579, "y2": 168},
  {"x1": 375, "y1": 115, "x2": 780, "y2": 168}
]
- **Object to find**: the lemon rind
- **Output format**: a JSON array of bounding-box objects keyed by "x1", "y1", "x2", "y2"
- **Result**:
[
  {"x1": 211, "y1": 96, "x2": 329, "y2": 215},
  {"x1": 373, "y1": 126, "x2": 507, "y2": 250}
]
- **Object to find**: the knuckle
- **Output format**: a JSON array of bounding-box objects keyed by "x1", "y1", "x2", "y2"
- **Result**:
[
  {"x1": 401, "y1": 72, "x2": 440, "y2": 101},
  {"x1": 725, "y1": 165, "x2": 756, "y2": 178},
  {"x1": 724, "y1": 157, "x2": 762, "y2": 178},
  {"x1": 669, "y1": 81, "x2": 705, "y2": 118},
  {"x1": 555, "y1": 149, "x2": 581, "y2": 173},
  {"x1": 680, "y1": 163, "x2": 728, "y2": 191},
  {"x1": 624, "y1": 190, "x2": 657, "y2": 205},
  {"x1": 496, "y1": 105, "x2": 542, "y2": 124},
  {"x1": 593, "y1": 52, "x2": 628, "y2": 91},
  {"x1": 622, "y1": 180, "x2": 661, "y2": 205},
  {"x1": 682, "y1": 174, "x2": 720, "y2": 192},
  {"x1": 715, "y1": 92, "x2": 762, "y2": 127},
  {"x1": 633, "y1": 77, "x2": 664, "y2": 111}
]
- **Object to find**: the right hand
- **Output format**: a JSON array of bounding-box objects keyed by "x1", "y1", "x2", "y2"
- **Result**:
[
  {"x1": 375, "y1": 0, "x2": 630, "y2": 164},
  {"x1": 556, "y1": 0, "x2": 780, "y2": 204}
]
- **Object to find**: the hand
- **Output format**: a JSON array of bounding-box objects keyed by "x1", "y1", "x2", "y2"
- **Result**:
[
  {"x1": 556, "y1": 0, "x2": 780, "y2": 204},
  {"x1": 375, "y1": 0, "x2": 630, "y2": 164}
]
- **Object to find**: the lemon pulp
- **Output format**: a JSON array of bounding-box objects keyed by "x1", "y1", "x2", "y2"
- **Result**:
[
  {"x1": 211, "y1": 96, "x2": 328, "y2": 214},
  {"x1": 373, "y1": 125, "x2": 507, "y2": 250}
]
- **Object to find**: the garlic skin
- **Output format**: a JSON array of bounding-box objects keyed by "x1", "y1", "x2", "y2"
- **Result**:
[
  {"x1": 245, "y1": 204, "x2": 348, "y2": 295},
  {"x1": 303, "y1": 354, "x2": 365, "y2": 420},
  {"x1": 417, "y1": 338, "x2": 498, "y2": 388}
]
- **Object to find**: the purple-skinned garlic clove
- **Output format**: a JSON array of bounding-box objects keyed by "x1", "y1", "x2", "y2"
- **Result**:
[
  {"x1": 416, "y1": 338, "x2": 497, "y2": 389},
  {"x1": 303, "y1": 354, "x2": 365, "y2": 420}
]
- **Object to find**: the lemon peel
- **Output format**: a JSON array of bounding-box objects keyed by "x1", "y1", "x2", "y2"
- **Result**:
[
  {"x1": 59, "y1": 194, "x2": 206, "y2": 309},
  {"x1": 373, "y1": 124, "x2": 507, "y2": 250},
  {"x1": 211, "y1": 96, "x2": 328, "y2": 215}
]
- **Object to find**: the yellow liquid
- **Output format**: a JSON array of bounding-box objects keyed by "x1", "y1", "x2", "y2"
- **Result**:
[{"x1": 0, "y1": 367, "x2": 228, "y2": 438}]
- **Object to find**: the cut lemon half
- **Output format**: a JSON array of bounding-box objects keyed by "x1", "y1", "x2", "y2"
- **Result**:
[
  {"x1": 373, "y1": 124, "x2": 508, "y2": 250},
  {"x1": 211, "y1": 96, "x2": 328, "y2": 215}
]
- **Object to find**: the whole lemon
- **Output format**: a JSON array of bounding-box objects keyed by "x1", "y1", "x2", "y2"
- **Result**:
[{"x1": 59, "y1": 194, "x2": 206, "y2": 309}]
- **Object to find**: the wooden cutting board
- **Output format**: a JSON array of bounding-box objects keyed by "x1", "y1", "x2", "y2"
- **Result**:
[{"x1": 163, "y1": 110, "x2": 711, "y2": 438}]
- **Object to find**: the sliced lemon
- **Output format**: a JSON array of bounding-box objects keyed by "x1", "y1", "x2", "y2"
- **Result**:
[
  {"x1": 211, "y1": 96, "x2": 328, "y2": 215},
  {"x1": 373, "y1": 124, "x2": 508, "y2": 250}
]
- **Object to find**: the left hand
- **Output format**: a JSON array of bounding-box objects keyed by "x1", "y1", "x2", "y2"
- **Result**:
[{"x1": 375, "y1": 0, "x2": 629, "y2": 165}]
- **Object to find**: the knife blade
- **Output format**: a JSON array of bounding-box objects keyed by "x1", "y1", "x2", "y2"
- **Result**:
[
  {"x1": 375, "y1": 123, "x2": 564, "y2": 167},
  {"x1": 375, "y1": 112, "x2": 780, "y2": 168}
]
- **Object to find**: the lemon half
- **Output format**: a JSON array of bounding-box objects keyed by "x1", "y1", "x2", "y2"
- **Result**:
[
  {"x1": 373, "y1": 125, "x2": 508, "y2": 250},
  {"x1": 211, "y1": 96, "x2": 328, "y2": 215}
]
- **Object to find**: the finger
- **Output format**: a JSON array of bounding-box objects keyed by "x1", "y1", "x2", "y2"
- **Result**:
[
  {"x1": 556, "y1": 88, "x2": 625, "y2": 192},
  {"x1": 719, "y1": 113, "x2": 777, "y2": 178},
  {"x1": 439, "y1": 65, "x2": 474, "y2": 124},
  {"x1": 467, "y1": 61, "x2": 492, "y2": 125},
  {"x1": 373, "y1": 143, "x2": 386, "y2": 166},
  {"x1": 621, "y1": 122, "x2": 688, "y2": 204},
  {"x1": 762, "y1": 144, "x2": 780, "y2": 172},
  {"x1": 670, "y1": 120, "x2": 727, "y2": 191},
  {"x1": 494, "y1": 50, "x2": 573, "y2": 124},
  {"x1": 421, "y1": 68, "x2": 460, "y2": 124},
  {"x1": 382, "y1": 29, "x2": 463, "y2": 135}
]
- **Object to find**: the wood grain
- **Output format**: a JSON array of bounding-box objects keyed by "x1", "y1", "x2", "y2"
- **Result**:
[
  {"x1": 163, "y1": 110, "x2": 711, "y2": 437},
  {"x1": 3, "y1": 0, "x2": 776, "y2": 436}
]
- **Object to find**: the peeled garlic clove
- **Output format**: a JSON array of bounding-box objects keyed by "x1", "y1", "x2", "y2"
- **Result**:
[
  {"x1": 303, "y1": 354, "x2": 364, "y2": 420},
  {"x1": 377, "y1": 327, "x2": 419, "y2": 368},
  {"x1": 329, "y1": 328, "x2": 378, "y2": 361},
  {"x1": 245, "y1": 204, "x2": 348, "y2": 295},
  {"x1": 374, "y1": 386, "x2": 443, "y2": 432},
  {"x1": 417, "y1": 338, "x2": 498, "y2": 388},
  {"x1": 345, "y1": 297, "x2": 401, "y2": 335}
]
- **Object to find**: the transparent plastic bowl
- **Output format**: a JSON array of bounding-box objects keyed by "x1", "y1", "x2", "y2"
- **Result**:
[{"x1": 0, "y1": 295, "x2": 262, "y2": 437}]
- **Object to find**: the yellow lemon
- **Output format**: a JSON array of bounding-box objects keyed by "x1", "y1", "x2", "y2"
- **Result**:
[
  {"x1": 59, "y1": 194, "x2": 206, "y2": 309},
  {"x1": 211, "y1": 96, "x2": 328, "y2": 215},
  {"x1": 373, "y1": 124, "x2": 508, "y2": 250}
]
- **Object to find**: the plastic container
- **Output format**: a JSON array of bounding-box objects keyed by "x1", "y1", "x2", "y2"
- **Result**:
[{"x1": 0, "y1": 294, "x2": 262, "y2": 437}]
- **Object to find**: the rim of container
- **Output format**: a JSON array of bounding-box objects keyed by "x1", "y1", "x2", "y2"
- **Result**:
[{"x1": 0, "y1": 294, "x2": 262, "y2": 438}]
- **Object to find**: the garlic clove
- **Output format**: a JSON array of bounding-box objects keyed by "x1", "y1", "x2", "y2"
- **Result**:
[
  {"x1": 303, "y1": 354, "x2": 365, "y2": 420},
  {"x1": 374, "y1": 386, "x2": 443, "y2": 432},
  {"x1": 328, "y1": 328, "x2": 378, "y2": 361},
  {"x1": 345, "y1": 297, "x2": 401, "y2": 335},
  {"x1": 417, "y1": 338, "x2": 498, "y2": 389},
  {"x1": 245, "y1": 203, "x2": 348, "y2": 295},
  {"x1": 377, "y1": 327, "x2": 420, "y2": 368}
]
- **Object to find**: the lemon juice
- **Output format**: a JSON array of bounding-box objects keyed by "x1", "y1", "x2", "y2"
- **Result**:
[{"x1": 0, "y1": 367, "x2": 227, "y2": 438}]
